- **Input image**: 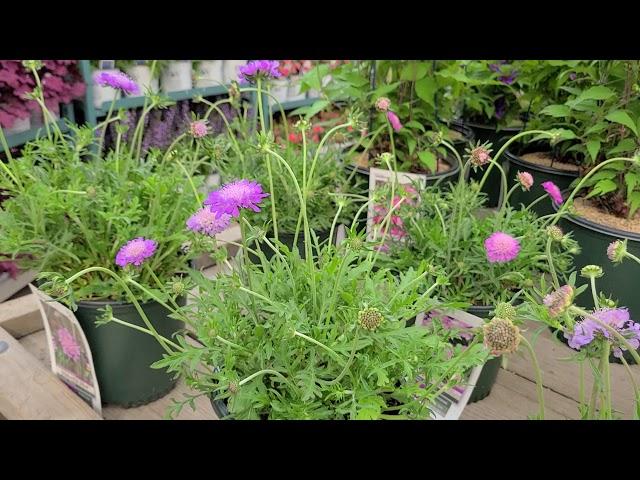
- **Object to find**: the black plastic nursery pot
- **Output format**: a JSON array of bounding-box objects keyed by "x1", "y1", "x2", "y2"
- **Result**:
[
  {"x1": 74, "y1": 297, "x2": 185, "y2": 407},
  {"x1": 210, "y1": 395, "x2": 231, "y2": 419},
  {"x1": 458, "y1": 120, "x2": 522, "y2": 208},
  {"x1": 505, "y1": 149, "x2": 579, "y2": 217},
  {"x1": 465, "y1": 305, "x2": 502, "y2": 404},
  {"x1": 552, "y1": 197, "x2": 640, "y2": 364}
]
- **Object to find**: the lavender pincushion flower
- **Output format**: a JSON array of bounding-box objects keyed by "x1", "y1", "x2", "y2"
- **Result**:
[
  {"x1": 564, "y1": 307, "x2": 640, "y2": 358},
  {"x1": 238, "y1": 60, "x2": 281, "y2": 83},
  {"x1": 204, "y1": 180, "x2": 269, "y2": 217},
  {"x1": 94, "y1": 71, "x2": 140, "y2": 95},
  {"x1": 186, "y1": 208, "x2": 231, "y2": 236},
  {"x1": 115, "y1": 237, "x2": 157, "y2": 267},
  {"x1": 484, "y1": 231, "x2": 521, "y2": 263},
  {"x1": 542, "y1": 181, "x2": 563, "y2": 204}
]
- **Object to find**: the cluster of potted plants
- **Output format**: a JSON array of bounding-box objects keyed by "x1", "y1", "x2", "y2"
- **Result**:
[{"x1": 2, "y1": 59, "x2": 639, "y2": 420}]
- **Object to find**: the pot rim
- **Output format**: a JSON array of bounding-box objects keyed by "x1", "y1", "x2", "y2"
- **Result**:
[
  {"x1": 452, "y1": 118, "x2": 523, "y2": 134},
  {"x1": 553, "y1": 189, "x2": 640, "y2": 242},
  {"x1": 76, "y1": 295, "x2": 185, "y2": 309},
  {"x1": 505, "y1": 149, "x2": 580, "y2": 178}
]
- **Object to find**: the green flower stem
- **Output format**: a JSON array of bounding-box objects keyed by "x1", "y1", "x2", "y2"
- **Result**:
[
  {"x1": 433, "y1": 203, "x2": 447, "y2": 236},
  {"x1": 590, "y1": 276, "x2": 600, "y2": 310},
  {"x1": 524, "y1": 192, "x2": 552, "y2": 214},
  {"x1": 550, "y1": 157, "x2": 638, "y2": 227},
  {"x1": 215, "y1": 238, "x2": 261, "y2": 257},
  {"x1": 501, "y1": 183, "x2": 521, "y2": 208},
  {"x1": 238, "y1": 286, "x2": 280, "y2": 308},
  {"x1": 175, "y1": 158, "x2": 202, "y2": 204},
  {"x1": 386, "y1": 120, "x2": 398, "y2": 171},
  {"x1": 306, "y1": 122, "x2": 352, "y2": 191},
  {"x1": 237, "y1": 86, "x2": 291, "y2": 140},
  {"x1": 588, "y1": 355, "x2": 602, "y2": 419},
  {"x1": 349, "y1": 198, "x2": 374, "y2": 231},
  {"x1": 199, "y1": 98, "x2": 246, "y2": 174},
  {"x1": 98, "y1": 96, "x2": 118, "y2": 152},
  {"x1": 477, "y1": 130, "x2": 551, "y2": 194},
  {"x1": 64, "y1": 266, "x2": 174, "y2": 354},
  {"x1": 571, "y1": 306, "x2": 640, "y2": 365},
  {"x1": 130, "y1": 102, "x2": 155, "y2": 158},
  {"x1": 440, "y1": 139, "x2": 463, "y2": 176},
  {"x1": 160, "y1": 133, "x2": 187, "y2": 166},
  {"x1": 144, "y1": 264, "x2": 182, "y2": 312},
  {"x1": 109, "y1": 315, "x2": 184, "y2": 352},
  {"x1": 601, "y1": 342, "x2": 612, "y2": 419},
  {"x1": 619, "y1": 355, "x2": 640, "y2": 419},
  {"x1": 579, "y1": 361, "x2": 585, "y2": 408},
  {"x1": 624, "y1": 251, "x2": 640, "y2": 266},
  {"x1": 388, "y1": 270, "x2": 431, "y2": 305},
  {"x1": 328, "y1": 202, "x2": 344, "y2": 255},
  {"x1": 52, "y1": 190, "x2": 87, "y2": 195},
  {"x1": 545, "y1": 237, "x2": 560, "y2": 290},
  {"x1": 238, "y1": 369, "x2": 291, "y2": 388},
  {"x1": 519, "y1": 335, "x2": 545, "y2": 420},
  {"x1": 264, "y1": 147, "x2": 316, "y2": 307},
  {"x1": 293, "y1": 330, "x2": 345, "y2": 365},
  {"x1": 215, "y1": 335, "x2": 248, "y2": 351},
  {"x1": 239, "y1": 210, "x2": 261, "y2": 325},
  {"x1": 256, "y1": 79, "x2": 278, "y2": 242}
]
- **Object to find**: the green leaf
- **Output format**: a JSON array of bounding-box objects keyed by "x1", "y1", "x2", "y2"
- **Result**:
[
  {"x1": 585, "y1": 122, "x2": 609, "y2": 135},
  {"x1": 404, "y1": 120, "x2": 426, "y2": 132},
  {"x1": 400, "y1": 62, "x2": 429, "y2": 81},
  {"x1": 626, "y1": 172, "x2": 639, "y2": 200},
  {"x1": 630, "y1": 191, "x2": 640, "y2": 217},
  {"x1": 407, "y1": 137, "x2": 417, "y2": 155},
  {"x1": 417, "y1": 151, "x2": 437, "y2": 172},
  {"x1": 605, "y1": 110, "x2": 638, "y2": 136},
  {"x1": 586, "y1": 140, "x2": 601, "y2": 162},
  {"x1": 540, "y1": 104, "x2": 570, "y2": 117},
  {"x1": 586, "y1": 179, "x2": 618, "y2": 199},
  {"x1": 415, "y1": 77, "x2": 437, "y2": 107},
  {"x1": 578, "y1": 85, "x2": 616, "y2": 101},
  {"x1": 608, "y1": 138, "x2": 637, "y2": 155},
  {"x1": 371, "y1": 82, "x2": 400, "y2": 98}
]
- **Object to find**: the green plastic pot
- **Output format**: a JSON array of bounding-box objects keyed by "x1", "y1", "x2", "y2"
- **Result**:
[
  {"x1": 553, "y1": 196, "x2": 640, "y2": 364},
  {"x1": 74, "y1": 297, "x2": 185, "y2": 407},
  {"x1": 505, "y1": 149, "x2": 579, "y2": 217},
  {"x1": 459, "y1": 120, "x2": 522, "y2": 208},
  {"x1": 466, "y1": 305, "x2": 502, "y2": 404}
]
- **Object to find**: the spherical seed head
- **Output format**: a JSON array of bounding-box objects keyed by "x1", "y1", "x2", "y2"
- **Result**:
[
  {"x1": 346, "y1": 236, "x2": 364, "y2": 252},
  {"x1": 607, "y1": 240, "x2": 626, "y2": 264},
  {"x1": 546, "y1": 225, "x2": 564, "y2": 242},
  {"x1": 483, "y1": 317, "x2": 520, "y2": 355},
  {"x1": 86, "y1": 186, "x2": 97, "y2": 198},
  {"x1": 543, "y1": 285, "x2": 574, "y2": 317},
  {"x1": 495, "y1": 302, "x2": 517, "y2": 321},
  {"x1": 580, "y1": 264, "x2": 603, "y2": 279},
  {"x1": 228, "y1": 381, "x2": 238, "y2": 394},
  {"x1": 375, "y1": 97, "x2": 391, "y2": 112},
  {"x1": 171, "y1": 281, "x2": 186, "y2": 295},
  {"x1": 295, "y1": 119, "x2": 311, "y2": 132},
  {"x1": 358, "y1": 307, "x2": 384, "y2": 331}
]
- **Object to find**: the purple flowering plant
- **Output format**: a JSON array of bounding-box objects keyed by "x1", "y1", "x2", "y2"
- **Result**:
[
  {"x1": 47, "y1": 80, "x2": 488, "y2": 420},
  {"x1": 1, "y1": 63, "x2": 206, "y2": 303}
]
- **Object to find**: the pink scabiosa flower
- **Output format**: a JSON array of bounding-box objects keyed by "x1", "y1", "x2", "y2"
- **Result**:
[
  {"x1": 94, "y1": 71, "x2": 140, "y2": 95},
  {"x1": 189, "y1": 120, "x2": 209, "y2": 139},
  {"x1": 115, "y1": 237, "x2": 157, "y2": 268},
  {"x1": 541, "y1": 181, "x2": 563, "y2": 204},
  {"x1": 387, "y1": 111, "x2": 402, "y2": 132},
  {"x1": 607, "y1": 240, "x2": 627, "y2": 264},
  {"x1": 238, "y1": 60, "x2": 281, "y2": 83},
  {"x1": 375, "y1": 97, "x2": 391, "y2": 112},
  {"x1": 186, "y1": 208, "x2": 231, "y2": 237},
  {"x1": 484, "y1": 231, "x2": 521, "y2": 263},
  {"x1": 56, "y1": 327, "x2": 81, "y2": 361},
  {"x1": 204, "y1": 179, "x2": 269, "y2": 217},
  {"x1": 543, "y1": 285, "x2": 574, "y2": 318},
  {"x1": 516, "y1": 171, "x2": 534, "y2": 191}
]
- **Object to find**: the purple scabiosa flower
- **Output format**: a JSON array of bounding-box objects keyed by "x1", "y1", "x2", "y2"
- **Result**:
[
  {"x1": 189, "y1": 120, "x2": 209, "y2": 139},
  {"x1": 517, "y1": 171, "x2": 534, "y2": 191},
  {"x1": 387, "y1": 111, "x2": 402, "y2": 132},
  {"x1": 484, "y1": 231, "x2": 521, "y2": 263},
  {"x1": 204, "y1": 180, "x2": 269, "y2": 217},
  {"x1": 564, "y1": 307, "x2": 640, "y2": 357},
  {"x1": 115, "y1": 237, "x2": 157, "y2": 268},
  {"x1": 569, "y1": 72, "x2": 577, "y2": 81},
  {"x1": 498, "y1": 72, "x2": 517, "y2": 85},
  {"x1": 543, "y1": 285, "x2": 574, "y2": 318},
  {"x1": 489, "y1": 63, "x2": 502, "y2": 73},
  {"x1": 186, "y1": 208, "x2": 231, "y2": 236},
  {"x1": 94, "y1": 71, "x2": 140, "y2": 95},
  {"x1": 541, "y1": 181, "x2": 563, "y2": 204},
  {"x1": 56, "y1": 327, "x2": 81, "y2": 361},
  {"x1": 607, "y1": 240, "x2": 626, "y2": 264},
  {"x1": 238, "y1": 60, "x2": 281, "y2": 83},
  {"x1": 375, "y1": 97, "x2": 391, "y2": 112}
]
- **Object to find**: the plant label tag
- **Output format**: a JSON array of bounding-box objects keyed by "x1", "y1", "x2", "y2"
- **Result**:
[
  {"x1": 29, "y1": 285, "x2": 102, "y2": 415},
  {"x1": 416, "y1": 309, "x2": 486, "y2": 420}
]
